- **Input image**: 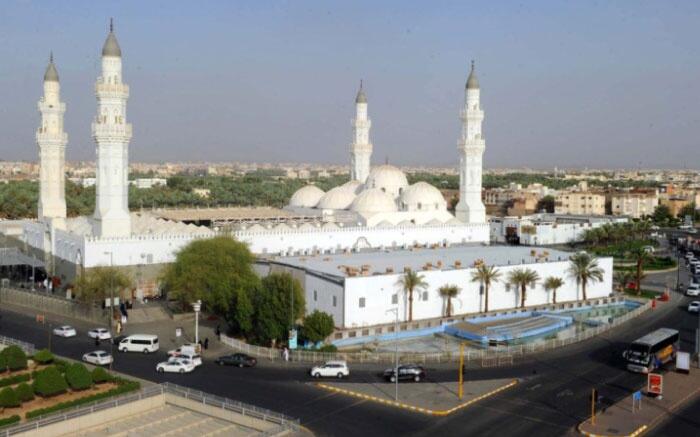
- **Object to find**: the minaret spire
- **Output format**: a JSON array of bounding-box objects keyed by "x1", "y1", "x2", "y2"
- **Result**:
[
  {"x1": 110, "y1": 17, "x2": 114, "y2": 32},
  {"x1": 350, "y1": 81, "x2": 372, "y2": 183}
]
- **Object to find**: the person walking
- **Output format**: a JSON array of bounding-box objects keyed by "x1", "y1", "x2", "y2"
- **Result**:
[
  {"x1": 215, "y1": 324, "x2": 221, "y2": 340},
  {"x1": 204, "y1": 337, "x2": 209, "y2": 350}
]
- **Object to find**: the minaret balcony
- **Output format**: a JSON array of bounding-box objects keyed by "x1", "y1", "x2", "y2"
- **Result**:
[
  {"x1": 92, "y1": 123, "x2": 133, "y2": 139},
  {"x1": 95, "y1": 82, "x2": 130, "y2": 97}
]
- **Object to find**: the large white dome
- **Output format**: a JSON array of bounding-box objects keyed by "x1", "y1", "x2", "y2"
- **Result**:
[
  {"x1": 341, "y1": 180, "x2": 364, "y2": 195},
  {"x1": 399, "y1": 182, "x2": 447, "y2": 212},
  {"x1": 317, "y1": 186, "x2": 356, "y2": 210},
  {"x1": 288, "y1": 185, "x2": 325, "y2": 208},
  {"x1": 350, "y1": 188, "x2": 397, "y2": 214},
  {"x1": 365, "y1": 165, "x2": 408, "y2": 198}
]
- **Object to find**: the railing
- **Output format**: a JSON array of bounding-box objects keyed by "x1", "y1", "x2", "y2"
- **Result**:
[
  {"x1": 0, "y1": 286, "x2": 108, "y2": 324},
  {"x1": 221, "y1": 298, "x2": 652, "y2": 366},
  {"x1": 0, "y1": 335, "x2": 36, "y2": 356},
  {"x1": 0, "y1": 383, "x2": 299, "y2": 436}
]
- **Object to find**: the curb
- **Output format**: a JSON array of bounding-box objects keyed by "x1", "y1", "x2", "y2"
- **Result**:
[
  {"x1": 316, "y1": 380, "x2": 518, "y2": 416},
  {"x1": 577, "y1": 423, "x2": 647, "y2": 437}
]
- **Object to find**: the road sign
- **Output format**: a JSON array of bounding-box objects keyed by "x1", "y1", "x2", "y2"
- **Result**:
[
  {"x1": 676, "y1": 351, "x2": 690, "y2": 373},
  {"x1": 175, "y1": 327, "x2": 182, "y2": 338},
  {"x1": 647, "y1": 373, "x2": 663, "y2": 395}
]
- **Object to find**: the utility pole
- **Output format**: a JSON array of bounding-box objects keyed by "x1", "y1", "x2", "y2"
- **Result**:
[
  {"x1": 459, "y1": 342, "x2": 465, "y2": 399},
  {"x1": 386, "y1": 307, "x2": 399, "y2": 401},
  {"x1": 104, "y1": 251, "x2": 114, "y2": 335},
  {"x1": 591, "y1": 388, "x2": 597, "y2": 425}
]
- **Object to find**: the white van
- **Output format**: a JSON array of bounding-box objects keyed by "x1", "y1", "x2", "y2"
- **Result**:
[{"x1": 118, "y1": 334, "x2": 159, "y2": 354}]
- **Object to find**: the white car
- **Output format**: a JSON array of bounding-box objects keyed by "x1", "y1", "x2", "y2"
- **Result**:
[
  {"x1": 309, "y1": 361, "x2": 350, "y2": 379},
  {"x1": 167, "y1": 344, "x2": 198, "y2": 357},
  {"x1": 82, "y1": 350, "x2": 113, "y2": 366},
  {"x1": 686, "y1": 284, "x2": 700, "y2": 297},
  {"x1": 87, "y1": 328, "x2": 112, "y2": 340},
  {"x1": 53, "y1": 325, "x2": 77, "y2": 337},
  {"x1": 156, "y1": 358, "x2": 196, "y2": 374},
  {"x1": 688, "y1": 301, "x2": 700, "y2": 313}
]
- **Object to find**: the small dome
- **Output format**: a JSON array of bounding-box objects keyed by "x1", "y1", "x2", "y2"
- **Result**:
[
  {"x1": 466, "y1": 60, "x2": 479, "y2": 90},
  {"x1": 317, "y1": 186, "x2": 356, "y2": 210},
  {"x1": 399, "y1": 182, "x2": 447, "y2": 212},
  {"x1": 289, "y1": 185, "x2": 325, "y2": 208},
  {"x1": 351, "y1": 188, "x2": 397, "y2": 214},
  {"x1": 355, "y1": 80, "x2": 367, "y2": 104},
  {"x1": 365, "y1": 165, "x2": 408, "y2": 198},
  {"x1": 44, "y1": 58, "x2": 59, "y2": 82},
  {"x1": 102, "y1": 21, "x2": 122, "y2": 57},
  {"x1": 341, "y1": 180, "x2": 364, "y2": 194}
]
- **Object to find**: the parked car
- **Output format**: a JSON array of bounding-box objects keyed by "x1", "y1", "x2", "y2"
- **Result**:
[
  {"x1": 168, "y1": 344, "x2": 198, "y2": 357},
  {"x1": 118, "y1": 334, "x2": 159, "y2": 354},
  {"x1": 156, "y1": 358, "x2": 196, "y2": 374},
  {"x1": 82, "y1": 350, "x2": 113, "y2": 366},
  {"x1": 309, "y1": 361, "x2": 350, "y2": 379},
  {"x1": 686, "y1": 284, "x2": 700, "y2": 297},
  {"x1": 215, "y1": 353, "x2": 257, "y2": 368},
  {"x1": 53, "y1": 325, "x2": 77, "y2": 337},
  {"x1": 383, "y1": 364, "x2": 426, "y2": 383},
  {"x1": 688, "y1": 301, "x2": 700, "y2": 313},
  {"x1": 177, "y1": 352, "x2": 202, "y2": 367},
  {"x1": 87, "y1": 328, "x2": 111, "y2": 340}
]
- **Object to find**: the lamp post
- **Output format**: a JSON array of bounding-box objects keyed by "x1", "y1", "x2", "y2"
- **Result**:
[
  {"x1": 386, "y1": 307, "x2": 399, "y2": 401},
  {"x1": 103, "y1": 251, "x2": 114, "y2": 336},
  {"x1": 193, "y1": 300, "x2": 202, "y2": 346}
]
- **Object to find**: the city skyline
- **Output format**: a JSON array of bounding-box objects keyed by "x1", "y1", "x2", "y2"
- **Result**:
[{"x1": 1, "y1": 1, "x2": 699, "y2": 169}]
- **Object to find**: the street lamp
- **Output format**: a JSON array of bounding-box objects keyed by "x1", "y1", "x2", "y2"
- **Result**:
[
  {"x1": 193, "y1": 300, "x2": 202, "y2": 346},
  {"x1": 385, "y1": 307, "x2": 399, "y2": 402},
  {"x1": 103, "y1": 251, "x2": 114, "y2": 336}
]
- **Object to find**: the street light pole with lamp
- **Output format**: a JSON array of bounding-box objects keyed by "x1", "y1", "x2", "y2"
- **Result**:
[
  {"x1": 103, "y1": 251, "x2": 115, "y2": 336},
  {"x1": 385, "y1": 307, "x2": 399, "y2": 402},
  {"x1": 193, "y1": 300, "x2": 202, "y2": 346}
]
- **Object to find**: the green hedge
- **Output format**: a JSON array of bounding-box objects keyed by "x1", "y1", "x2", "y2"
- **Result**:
[
  {"x1": 33, "y1": 366, "x2": 68, "y2": 397},
  {"x1": 26, "y1": 379, "x2": 141, "y2": 419},
  {"x1": 15, "y1": 382, "x2": 34, "y2": 402},
  {"x1": 65, "y1": 363, "x2": 92, "y2": 391},
  {"x1": 0, "y1": 373, "x2": 30, "y2": 388},
  {"x1": 0, "y1": 346, "x2": 27, "y2": 371},
  {"x1": 0, "y1": 386, "x2": 20, "y2": 408},
  {"x1": 91, "y1": 367, "x2": 112, "y2": 384},
  {"x1": 0, "y1": 353, "x2": 6, "y2": 372},
  {"x1": 32, "y1": 349, "x2": 54, "y2": 365},
  {"x1": 0, "y1": 415, "x2": 20, "y2": 428}
]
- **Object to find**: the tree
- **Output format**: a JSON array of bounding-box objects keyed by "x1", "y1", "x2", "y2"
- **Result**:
[
  {"x1": 15, "y1": 383, "x2": 34, "y2": 402},
  {"x1": 567, "y1": 252, "x2": 605, "y2": 301},
  {"x1": 471, "y1": 265, "x2": 501, "y2": 313},
  {"x1": 32, "y1": 349, "x2": 54, "y2": 365},
  {"x1": 536, "y1": 195, "x2": 556, "y2": 213},
  {"x1": 91, "y1": 367, "x2": 112, "y2": 384},
  {"x1": 613, "y1": 270, "x2": 634, "y2": 293},
  {"x1": 438, "y1": 284, "x2": 461, "y2": 317},
  {"x1": 250, "y1": 273, "x2": 305, "y2": 345},
  {"x1": 161, "y1": 236, "x2": 258, "y2": 333},
  {"x1": 396, "y1": 270, "x2": 428, "y2": 322},
  {"x1": 651, "y1": 204, "x2": 673, "y2": 224},
  {"x1": 32, "y1": 366, "x2": 68, "y2": 397},
  {"x1": 0, "y1": 346, "x2": 27, "y2": 371},
  {"x1": 543, "y1": 276, "x2": 564, "y2": 304},
  {"x1": 73, "y1": 266, "x2": 132, "y2": 304},
  {"x1": 302, "y1": 310, "x2": 335, "y2": 343},
  {"x1": 0, "y1": 387, "x2": 19, "y2": 408},
  {"x1": 507, "y1": 269, "x2": 540, "y2": 308},
  {"x1": 65, "y1": 363, "x2": 93, "y2": 391},
  {"x1": 627, "y1": 247, "x2": 653, "y2": 295},
  {"x1": 678, "y1": 202, "x2": 700, "y2": 220}
]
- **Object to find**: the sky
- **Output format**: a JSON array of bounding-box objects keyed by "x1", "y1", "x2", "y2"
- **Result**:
[{"x1": 0, "y1": 1, "x2": 698, "y2": 169}]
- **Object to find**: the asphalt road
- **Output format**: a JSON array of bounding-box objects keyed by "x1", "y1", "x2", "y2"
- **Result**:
[{"x1": 1, "y1": 265, "x2": 698, "y2": 436}]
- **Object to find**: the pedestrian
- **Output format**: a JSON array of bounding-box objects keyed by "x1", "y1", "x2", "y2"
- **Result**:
[
  {"x1": 283, "y1": 347, "x2": 289, "y2": 362},
  {"x1": 204, "y1": 337, "x2": 209, "y2": 350},
  {"x1": 215, "y1": 324, "x2": 221, "y2": 340}
]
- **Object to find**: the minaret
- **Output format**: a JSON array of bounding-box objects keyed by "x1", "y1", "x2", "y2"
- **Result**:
[
  {"x1": 455, "y1": 61, "x2": 486, "y2": 224},
  {"x1": 350, "y1": 81, "x2": 372, "y2": 183},
  {"x1": 37, "y1": 53, "x2": 67, "y2": 229},
  {"x1": 92, "y1": 19, "x2": 132, "y2": 237}
]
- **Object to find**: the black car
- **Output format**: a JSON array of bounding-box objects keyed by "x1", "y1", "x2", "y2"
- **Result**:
[
  {"x1": 383, "y1": 364, "x2": 426, "y2": 382},
  {"x1": 215, "y1": 353, "x2": 257, "y2": 368}
]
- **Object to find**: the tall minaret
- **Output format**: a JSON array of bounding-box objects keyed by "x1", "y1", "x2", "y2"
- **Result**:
[
  {"x1": 37, "y1": 53, "x2": 67, "y2": 229},
  {"x1": 92, "y1": 19, "x2": 132, "y2": 237},
  {"x1": 455, "y1": 61, "x2": 486, "y2": 224},
  {"x1": 350, "y1": 81, "x2": 372, "y2": 183}
]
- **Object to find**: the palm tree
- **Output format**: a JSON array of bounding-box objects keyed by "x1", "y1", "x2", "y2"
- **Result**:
[
  {"x1": 543, "y1": 276, "x2": 564, "y2": 304},
  {"x1": 438, "y1": 284, "x2": 461, "y2": 317},
  {"x1": 507, "y1": 268, "x2": 540, "y2": 309},
  {"x1": 396, "y1": 269, "x2": 428, "y2": 322},
  {"x1": 627, "y1": 247, "x2": 653, "y2": 295},
  {"x1": 567, "y1": 252, "x2": 605, "y2": 301},
  {"x1": 613, "y1": 269, "x2": 635, "y2": 293},
  {"x1": 471, "y1": 264, "x2": 501, "y2": 313}
]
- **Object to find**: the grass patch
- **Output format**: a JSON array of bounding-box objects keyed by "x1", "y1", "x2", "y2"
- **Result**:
[
  {"x1": 623, "y1": 289, "x2": 659, "y2": 300},
  {"x1": 0, "y1": 415, "x2": 20, "y2": 428}
]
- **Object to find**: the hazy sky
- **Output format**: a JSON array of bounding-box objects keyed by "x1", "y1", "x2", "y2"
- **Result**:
[{"x1": 1, "y1": 1, "x2": 698, "y2": 168}]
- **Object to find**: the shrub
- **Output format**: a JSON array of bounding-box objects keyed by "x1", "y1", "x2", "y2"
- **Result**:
[
  {"x1": 302, "y1": 310, "x2": 335, "y2": 343},
  {"x1": 317, "y1": 344, "x2": 338, "y2": 353},
  {"x1": 0, "y1": 373, "x2": 30, "y2": 388},
  {"x1": 15, "y1": 383, "x2": 34, "y2": 402},
  {"x1": 0, "y1": 415, "x2": 20, "y2": 428},
  {"x1": 0, "y1": 387, "x2": 20, "y2": 408},
  {"x1": 32, "y1": 349, "x2": 54, "y2": 365},
  {"x1": 0, "y1": 346, "x2": 27, "y2": 371},
  {"x1": 91, "y1": 367, "x2": 112, "y2": 384},
  {"x1": 65, "y1": 363, "x2": 92, "y2": 391},
  {"x1": 33, "y1": 366, "x2": 68, "y2": 397},
  {"x1": 0, "y1": 353, "x2": 7, "y2": 373}
]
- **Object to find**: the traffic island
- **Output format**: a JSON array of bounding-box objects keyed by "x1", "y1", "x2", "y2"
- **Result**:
[
  {"x1": 578, "y1": 367, "x2": 700, "y2": 436},
  {"x1": 315, "y1": 378, "x2": 517, "y2": 416}
]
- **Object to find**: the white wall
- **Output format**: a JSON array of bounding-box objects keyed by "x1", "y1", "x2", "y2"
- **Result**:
[{"x1": 305, "y1": 275, "x2": 345, "y2": 327}]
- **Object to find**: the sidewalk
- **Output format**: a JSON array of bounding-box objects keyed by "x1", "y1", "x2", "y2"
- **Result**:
[{"x1": 578, "y1": 367, "x2": 700, "y2": 436}]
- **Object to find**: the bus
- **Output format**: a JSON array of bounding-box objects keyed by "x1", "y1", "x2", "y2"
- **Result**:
[{"x1": 623, "y1": 328, "x2": 679, "y2": 373}]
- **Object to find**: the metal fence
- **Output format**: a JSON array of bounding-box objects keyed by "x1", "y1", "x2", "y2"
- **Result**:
[
  {"x1": 0, "y1": 286, "x2": 108, "y2": 324},
  {"x1": 0, "y1": 383, "x2": 300, "y2": 436},
  {"x1": 222, "y1": 299, "x2": 652, "y2": 366},
  {"x1": 0, "y1": 335, "x2": 36, "y2": 356}
]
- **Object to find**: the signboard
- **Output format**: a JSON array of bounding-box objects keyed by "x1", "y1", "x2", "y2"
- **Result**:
[
  {"x1": 676, "y1": 351, "x2": 690, "y2": 373},
  {"x1": 175, "y1": 327, "x2": 182, "y2": 338},
  {"x1": 104, "y1": 297, "x2": 120, "y2": 308},
  {"x1": 288, "y1": 329, "x2": 298, "y2": 350},
  {"x1": 647, "y1": 373, "x2": 663, "y2": 395}
]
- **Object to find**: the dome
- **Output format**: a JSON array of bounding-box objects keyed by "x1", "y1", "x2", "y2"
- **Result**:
[
  {"x1": 44, "y1": 55, "x2": 59, "y2": 82},
  {"x1": 399, "y1": 182, "x2": 447, "y2": 212},
  {"x1": 365, "y1": 165, "x2": 408, "y2": 198},
  {"x1": 289, "y1": 185, "x2": 325, "y2": 208},
  {"x1": 317, "y1": 186, "x2": 356, "y2": 210},
  {"x1": 466, "y1": 60, "x2": 479, "y2": 90},
  {"x1": 341, "y1": 180, "x2": 364, "y2": 194},
  {"x1": 102, "y1": 20, "x2": 122, "y2": 57},
  {"x1": 350, "y1": 188, "x2": 397, "y2": 214}
]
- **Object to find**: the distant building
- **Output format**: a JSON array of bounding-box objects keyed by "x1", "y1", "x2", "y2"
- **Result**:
[
  {"x1": 661, "y1": 197, "x2": 690, "y2": 217},
  {"x1": 554, "y1": 192, "x2": 605, "y2": 215},
  {"x1": 610, "y1": 190, "x2": 659, "y2": 219},
  {"x1": 192, "y1": 188, "x2": 211, "y2": 198},
  {"x1": 130, "y1": 178, "x2": 166, "y2": 189}
]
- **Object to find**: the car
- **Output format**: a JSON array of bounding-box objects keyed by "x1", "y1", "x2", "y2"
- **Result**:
[
  {"x1": 87, "y1": 328, "x2": 111, "y2": 340},
  {"x1": 156, "y1": 358, "x2": 196, "y2": 374},
  {"x1": 688, "y1": 301, "x2": 700, "y2": 313},
  {"x1": 82, "y1": 350, "x2": 113, "y2": 366},
  {"x1": 309, "y1": 361, "x2": 350, "y2": 379},
  {"x1": 167, "y1": 344, "x2": 198, "y2": 357},
  {"x1": 215, "y1": 353, "x2": 257, "y2": 368},
  {"x1": 118, "y1": 334, "x2": 159, "y2": 354},
  {"x1": 383, "y1": 364, "x2": 426, "y2": 383},
  {"x1": 53, "y1": 325, "x2": 77, "y2": 337},
  {"x1": 686, "y1": 284, "x2": 700, "y2": 297}
]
